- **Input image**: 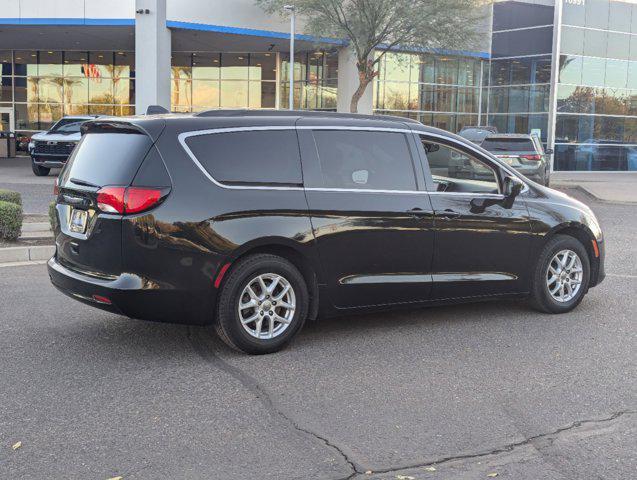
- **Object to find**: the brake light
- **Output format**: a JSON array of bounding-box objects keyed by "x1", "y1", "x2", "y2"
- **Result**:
[
  {"x1": 96, "y1": 186, "x2": 166, "y2": 215},
  {"x1": 125, "y1": 187, "x2": 163, "y2": 214},
  {"x1": 53, "y1": 177, "x2": 59, "y2": 196},
  {"x1": 520, "y1": 154, "x2": 542, "y2": 161},
  {"x1": 97, "y1": 187, "x2": 126, "y2": 214}
]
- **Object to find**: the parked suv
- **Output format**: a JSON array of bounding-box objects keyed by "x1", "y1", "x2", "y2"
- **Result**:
[
  {"x1": 29, "y1": 115, "x2": 98, "y2": 176},
  {"x1": 480, "y1": 133, "x2": 552, "y2": 186},
  {"x1": 48, "y1": 111, "x2": 605, "y2": 354},
  {"x1": 458, "y1": 125, "x2": 498, "y2": 145}
]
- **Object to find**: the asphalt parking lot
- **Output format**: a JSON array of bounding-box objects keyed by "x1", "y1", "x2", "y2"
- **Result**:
[{"x1": 0, "y1": 161, "x2": 635, "y2": 479}]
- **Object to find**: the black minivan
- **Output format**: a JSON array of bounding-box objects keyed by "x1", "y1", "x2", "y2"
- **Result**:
[{"x1": 48, "y1": 111, "x2": 605, "y2": 354}]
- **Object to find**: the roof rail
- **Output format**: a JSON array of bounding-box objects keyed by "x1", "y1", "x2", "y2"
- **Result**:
[{"x1": 193, "y1": 109, "x2": 421, "y2": 124}]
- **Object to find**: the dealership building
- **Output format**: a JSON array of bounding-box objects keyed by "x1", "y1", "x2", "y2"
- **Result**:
[{"x1": 1, "y1": 0, "x2": 637, "y2": 171}]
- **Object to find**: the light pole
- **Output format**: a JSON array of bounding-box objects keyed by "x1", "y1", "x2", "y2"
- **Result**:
[{"x1": 284, "y1": 5, "x2": 295, "y2": 110}]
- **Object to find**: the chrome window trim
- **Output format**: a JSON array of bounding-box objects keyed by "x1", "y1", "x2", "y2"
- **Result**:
[
  {"x1": 416, "y1": 130, "x2": 531, "y2": 194},
  {"x1": 178, "y1": 124, "x2": 528, "y2": 196},
  {"x1": 178, "y1": 126, "x2": 304, "y2": 191}
]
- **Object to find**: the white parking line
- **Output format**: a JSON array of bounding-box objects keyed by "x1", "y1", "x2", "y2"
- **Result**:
[{"x1": 606, "y1": 273, "x2": 637, "y2": 279}]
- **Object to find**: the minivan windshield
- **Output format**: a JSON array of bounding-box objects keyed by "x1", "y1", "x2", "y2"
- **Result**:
[{"x1": 481, "y1": 138, "x2": 536, "y2": 153}]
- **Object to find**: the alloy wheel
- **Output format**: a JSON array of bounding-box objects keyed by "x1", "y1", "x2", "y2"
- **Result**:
[
  {"x1": 238, "y1": 273, "x2": 296, "y2": 339},
  {"x1": 546, "y1": 249, "x2": 583, "y2": 303}
]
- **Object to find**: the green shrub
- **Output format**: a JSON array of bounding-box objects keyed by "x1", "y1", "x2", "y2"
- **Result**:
[
  {"x1": 0, "y1": 189, "x2": 22, "y2": 206},
  {"x1": 0, "y1": 200, "x2": 23, "y2": 241},
  {"x1": 49, "y1": 201, "x2": 58, "y2": 231}
]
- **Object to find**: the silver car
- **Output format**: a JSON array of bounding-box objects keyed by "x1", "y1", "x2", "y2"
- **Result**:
[{"x1": 480, "y1": 133, "x2": 552, "y2": 186}]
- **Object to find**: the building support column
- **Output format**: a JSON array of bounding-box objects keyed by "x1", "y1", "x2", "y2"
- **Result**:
[
  {"x1": 336, "y1": 46, "x2": 373, "y2": 114},
  {"x1": 546, "y1": 0, "x2": 564, "y2": 172},
  {"x1": 135, "y1": 0, "x2": 171, "y2": 114}
]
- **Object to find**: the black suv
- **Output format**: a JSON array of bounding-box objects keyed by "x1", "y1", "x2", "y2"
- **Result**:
[{"x1": 48, "y1": 111, "x2": 605, "y2": 354}]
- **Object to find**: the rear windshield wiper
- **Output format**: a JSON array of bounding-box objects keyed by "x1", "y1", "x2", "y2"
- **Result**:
[{"x1": 70, "y1": 178, "x2": 100, "y2": 188}]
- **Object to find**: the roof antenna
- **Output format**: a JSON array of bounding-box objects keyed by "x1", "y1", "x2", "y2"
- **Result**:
[{"x1": 146, "y1": 105, "x2": 169, "y2": 115}]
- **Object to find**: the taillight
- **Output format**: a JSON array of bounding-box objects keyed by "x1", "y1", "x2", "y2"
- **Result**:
[
  {"x1": 96, "y1": 186, "x2": 166, "y2": 215},
  {"x1": 53, "y1": 177, "x2": 59, "y2": 196},
  {"x1": 520, "y1": 154, "x2": 542, "y2": 161},
  {"x1": 124, "y1": 187, "x2": 163, "y2": 214},
  {"x1": 97, "y1": 187, "x2": 126, "y2": 214}
]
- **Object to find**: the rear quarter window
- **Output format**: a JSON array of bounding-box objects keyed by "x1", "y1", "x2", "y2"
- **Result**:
[
  {"x1": 61, "y1": 132, "x2": 153, "y2": 186},
  {"x1": 184, "y1": 130, "x2": 303, "y2": 186}
]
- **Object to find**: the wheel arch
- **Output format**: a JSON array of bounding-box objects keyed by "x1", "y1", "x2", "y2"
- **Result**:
[
  {"x1": 221, "y1": 238, "x2": 321, "y2": 321},
  {"x1": 544, "y1": 222, "x2": 599, "y2": 286}
]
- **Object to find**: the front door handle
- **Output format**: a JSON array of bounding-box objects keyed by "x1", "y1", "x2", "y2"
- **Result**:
[{"x1": 437, "y1": 209, "x2": 462, "y2": 220}]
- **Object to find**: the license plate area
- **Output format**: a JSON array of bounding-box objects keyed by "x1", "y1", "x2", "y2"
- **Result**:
[{"x1": 69, "y1": 208, "x2": 88, "y2": 234}]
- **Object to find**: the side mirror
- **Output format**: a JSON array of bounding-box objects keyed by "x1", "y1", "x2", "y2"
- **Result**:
[
  {"x1": 545, "y1": 148, "x2": 554, "y2": 155},
  {"x1": 503, "y1": 175, "x2": 524, "y2": 198}
]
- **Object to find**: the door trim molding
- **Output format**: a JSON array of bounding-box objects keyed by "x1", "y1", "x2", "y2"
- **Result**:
[{"x1": 339, "y1": 272, "x2": 517, "y2": 285}]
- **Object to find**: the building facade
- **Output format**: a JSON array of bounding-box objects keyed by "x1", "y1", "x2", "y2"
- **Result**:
[{"x1": 1, "y1": 0, "x2": 637, "y2": 171}]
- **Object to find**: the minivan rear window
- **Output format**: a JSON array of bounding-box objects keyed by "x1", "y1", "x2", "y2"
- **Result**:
[
  {"x1": 184, "y1": 130, "x2": 302, "y2": 185},
  {"x1": 481, "y1": 138, "x2": 536, "y2": 152},
  {"x1": 61, "y1": 132, "x2": 153, "y2": 187}
]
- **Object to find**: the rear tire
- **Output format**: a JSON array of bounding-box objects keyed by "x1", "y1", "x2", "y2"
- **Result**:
[
  {"x1": 31, "y1": 160, "x2": 50, "y2": 176},
  {"x1": 215, "y1": 254, "x2": 309, "y2": 354},
  {"x1": 529, "y1": 235, "x2": 590, "y2": 313}
]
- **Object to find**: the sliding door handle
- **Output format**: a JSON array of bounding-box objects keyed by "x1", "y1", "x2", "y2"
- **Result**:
[
  {"x1": 407, "y1": 207, "x2": 432, "y2": 217},
  {"x1": 437, "y1": 209, "x2": 462, "y2": 220}
]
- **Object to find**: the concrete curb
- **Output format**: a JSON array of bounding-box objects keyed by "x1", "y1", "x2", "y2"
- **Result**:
[
  {"x1": 0, "y1": 245, "x2": 55, "y2": 265},
  {"x1": 553, "y1": 183, "x2": 637, "y2": 205}
]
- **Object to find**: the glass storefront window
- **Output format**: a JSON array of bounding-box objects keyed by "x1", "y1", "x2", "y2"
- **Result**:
[
  {"x1": 490, "y1": 60, "x2": 510, "y2": 86},
  {"x1": 1, "y1": 77, "x2": 12, "y2": 102},
  {"x1": 38, "y1": 51, "x2": 63, "y2": 77},
  {"x1": 192, "y1": 79, "x2": 219, "y2": 108},
  {"x1": 383, "y1": 53, "x2": 412, "y2": 83},
  {"x1": 510, "y1": 58, "x2": 532, "y2": 84},
  {"x1": 13, "y1": 51, "x2": 38, "y2": 76},
  {"x1": 561, "y1": 26, "x2": 584, "y2": 56},
  {"x1": 1, "y1": 51, "x2": 12, "y2": 75},
  {"x1": 585, "y1": 0, "x2": 610, "y2": 30},
  {"x1": 221, "y1": 53, "x2": 250, "y2": 81},
  {"x1": 554, "y1": 144, "x2": 637, "y2": 171},
  {"x1": 64, "y1": 77, "x2": 88, "y2": 104},
  {"x1": 559, "y1": 55, "x2": 583, "y2": 85},
  {"x1": 114, "y1": 51, "x2": 134, "y2": 77},
  {"x1": 605, "y1": 59, "x2": 628, "y2": 88},
  {"x1": 607, "y1": 32, "x2": 630, "y2": 60},
  {"x1": 192, "y1": 53, "x2": 220, "y2": 80},
  {"x1": 113, "y1": 78, "x2": 133, "y2": 105},
  {"x1": 88, "y1": 78, "x2": 113, "y2": 104},
  {"x1": 583, "y1": 29, "x2": 607, "y2": 58},
  {"x1": 581, "y1": 57, "x2": 606, "y2": 87},
  {"x1": 220, "y1": 80, "x2": 249, "y2": 108},
  {"x1": 434, "y1": 86, "x2": 456, "y2": 112},
  {"x1": 508, "y1": 86, "x2": 529, "y2": 112},
  {"x1": 250, "y1": 53, "x2": 276, "y2": 81},
  {"x1": 63, "y1": 51, "x2": 88, "y2": 77},
  {"x1": 435, "y1": 57, "x2": 458, "y2": 85}
]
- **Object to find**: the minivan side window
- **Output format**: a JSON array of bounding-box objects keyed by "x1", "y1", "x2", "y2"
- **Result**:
[
  {"x1": 421, "y1": 138, "x2": 500, "y2": 194},
  {"x1": 184, "y1": 130, "x2": 303, "y2": 185},
  {"x1": 312, "y1": 130, "x2": 417, "y2": 191}
]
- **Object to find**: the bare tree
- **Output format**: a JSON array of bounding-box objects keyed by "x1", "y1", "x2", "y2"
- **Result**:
[{"x1": 257, "y1": 0, "x2": 489, "y2": 112}]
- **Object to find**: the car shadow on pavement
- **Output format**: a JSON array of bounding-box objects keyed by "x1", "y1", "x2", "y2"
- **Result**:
[{"x1": 56, "y1": 297, "x2": 533, "y2": 361}]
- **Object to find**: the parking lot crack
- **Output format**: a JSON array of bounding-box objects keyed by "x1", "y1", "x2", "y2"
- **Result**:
[
  {"x1": 187, "y1": 327, "x2": 360, "y2": 479},
  {"x1": 358, "y1": 411, "x2": 635, "y2": 477}
]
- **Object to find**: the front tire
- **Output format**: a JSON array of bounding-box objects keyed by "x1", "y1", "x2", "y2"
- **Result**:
[
  {"x1": 529, "y1": 235, "x2": 590, "y2": 313},
  {"x1": 31, "y1": 160, "x2": 50, "y2": 176},
  {"x1": 215, "y1": 254, "x2": 309, "y2": 354}
]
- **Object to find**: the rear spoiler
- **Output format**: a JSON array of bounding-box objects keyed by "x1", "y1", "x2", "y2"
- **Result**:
[
  {"x1": 146, "y1": 105, "x2": 169, "y2": 115},
  {"x1": 81, "y1": 119, "x2": 166, "y2": 143}
]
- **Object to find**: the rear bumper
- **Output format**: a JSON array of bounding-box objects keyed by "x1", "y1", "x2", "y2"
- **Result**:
[{"x1": 47, "y1": 255, "x2": 212, "y2": 325}]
